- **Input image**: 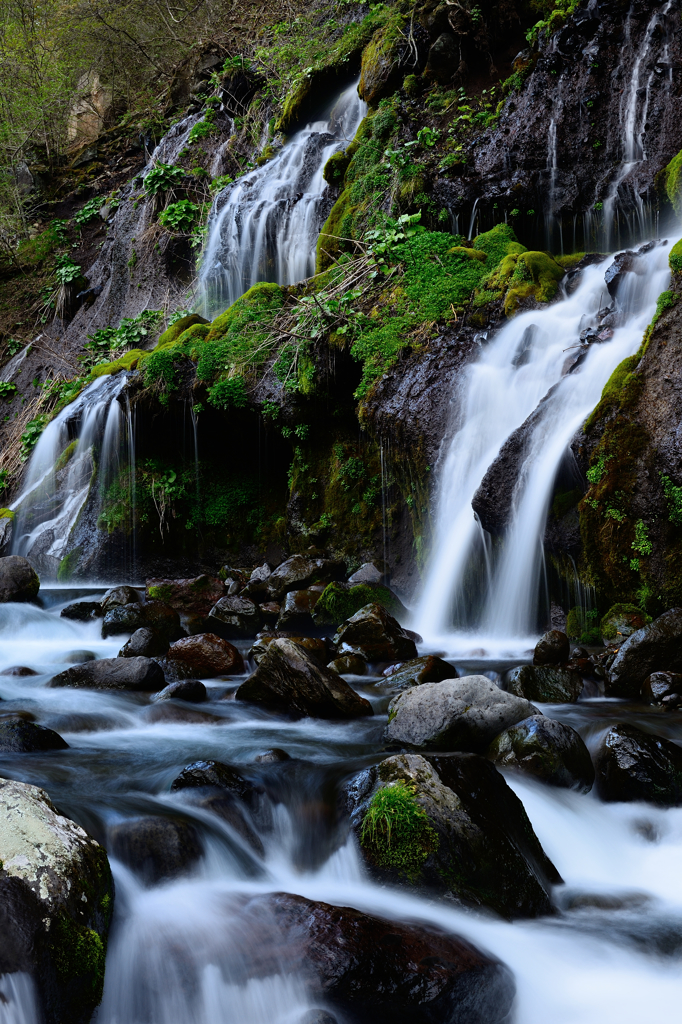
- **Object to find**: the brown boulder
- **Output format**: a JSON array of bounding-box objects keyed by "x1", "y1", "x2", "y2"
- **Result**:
[
  {"x1": 333, "y1": 603, "x2": 418, "y2": 663},
  {"x1": 0, "y1": 555, "x2": 39, "y2": 603},
  {"x1": 160, "y1": 633, "x2": 244, "y2": 679},
  {"x1": 145, "y1": 575, "x2": 224, "y2": 618}
]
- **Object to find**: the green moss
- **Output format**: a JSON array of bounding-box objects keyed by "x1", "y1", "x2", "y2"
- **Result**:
[
  {"x1": 313, "y1": 581, "x2": 403, "y2": 626},
  {"x1": 0, "y1": 508, "x2": 15, "y2": 520},
  {"x1": 57, "y1": 546, "x2": 82, "y2": 582},
  {"x1": 55, "y1": 439, "x2": 78, "y2": 472},
  {"x1": 155, "y1": 314, "x2": 208, "y2": 349},
  {"x1": 670, "y1": 239, "x2": 682, "y2": 274},
  {"x1": 501, "y1": 251, "x2": 565, "y2": 316},
  {"x1": 360, "y1": 779, "x2": 439, "y2": 882},
  {"x1": 50, "y1": 913, "x2": 106, "y2": 1020},
  {"x1": 552, "y1": 487, "x2": 582, "y2": 519},
  {"x1": 584, "y1": 354, "x2": 641, "y2": 430},
  {"x1": 403, "y1": 73, "x2": 420, "y2": 98},
  {"x1": 472, "y1": 222, "x2": 526, "y2": 264},
  {"x1": 205, "y1": 283, "x2": 283, "y2": 344},
  {"x1": 556, "y1": 252, "x2": 586, "y2": 269},
  {"x1": 664, "y1": 148, "x2": 682, "y2": 215},
  {"x1": 359, "y1": 10, "x2": 407, "y2": 104},
  {"x1": 566, "y1": 606, "x2": 601, "y2": 644},
  {"x1": 323, "y1": 150, "x2": 352, "y2": 187},
  {"x1": 147, "y1": 583, "x2": 173, "y2": 602},
  {"x1": 600, "y1": 602, "x2": 650, "y2": 641},
  {"x1": 88, "y1": 348, "x2": 148, "y2": 380}
]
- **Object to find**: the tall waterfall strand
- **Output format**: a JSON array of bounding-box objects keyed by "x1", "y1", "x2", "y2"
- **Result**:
[
  {"x1": 414, "y1": 238, "x2": 676, "y2": 653},
  {"x1": 199, "y1": 81, "x2": 366, "y2": 316}
]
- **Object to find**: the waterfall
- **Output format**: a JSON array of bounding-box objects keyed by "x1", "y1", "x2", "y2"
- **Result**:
[
  {"x1": 414, "y1": 238, "x2": 676, "y2": 653},
  {"x1": 199, "y1": 81, "x2": 366, "y2": 316}
]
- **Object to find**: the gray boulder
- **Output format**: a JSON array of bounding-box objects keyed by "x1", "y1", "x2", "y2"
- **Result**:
[
  {"x1": 266, "y1": 554, "x2": 343, "y2": 601},
  {"x1": 152, "y1": 679, "x2": 207, "y2": 703},
  {"x1": 236, "y1": 638, "x2": 373, "y2": 719},
  {"x1": 381, "y1": 654, "x2": 457, "y2": 693},
  {"x1": 102, "y1": 599, "x2": 183, "y2": 641},
  {"x1": 504, "y1": 664, "x2": 583, "y2": 703},
  {"x1": 607, "y1": 608, "x2": 682, "y2": 698},
  {"x1": 0, "y1": 777, "x2": 113, "y2": 1024},
  {"x1": 0, "y1": 555, "x2": 39, "y2": 603},
  {"x1": 118, "y1": 626, "x2": 169, "y2": 658},
  {"x1": 207, "y1": 595, "x2": 261, "y2": 638},
  {"x1": 347, "y1": 562, "x2": 383, "y2": 584},
  {"x1": 100, "y1": 584, "x2": 141, "y2": 612},
  {"x1": 487, "y1": 715, "x2": 595, "y2": 791},
  {"x1": 642, "y1": 671, "x2": 682, "y2": 707},
  {"x1": 385, "y1": 676, "x2": 538, "y2": 751},
  {"x1": 48, "y1": 656, "x2": 164, "y2": 691}
]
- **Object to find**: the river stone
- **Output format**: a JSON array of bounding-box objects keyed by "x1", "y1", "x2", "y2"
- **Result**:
[
  {"x1": 207, "y1": 595, "x2": 261, "y2": 638},
  {"x1": 487, "y1": 715, "x2": 595, "y2": 791},
  {"x1": 249, "y1": 632, "x2": 329, "y2": 665},
  {"x1": 237, "y1": 890, "x2": 515, "y2": 1023},
  {"x1": 159, "y1": 633, "x2": 244, "y2": 679},
  {"x1": 385, "y1": 676, "x2": 538, "y2": 751},
  {"x1": 504, "y1": 664, "x2": 583, "y2": 703},
  {"x1": 60, "y1": 600, "x2": 102, "y2": 621},
  {"x1": 0, "y1": 665, "x2": 38, "y2": 676},
  {"x1": 266, "y1": 555, "x2": 344, "y2": 601},
  {"x1": 327, "y1": 654, "x2": 367, "y2": 675},
  {"x1": 347, "y1": 562, "x2": 382, "y2": 585},
  {"x1": 594, "y1": 724, "x2": 682, "y2": 806},
  {"x1": 276, "y1": 587, "x2": 324, "y2": 631},
  {"x1": 108, "y1": 816, "x2": 202, "y2": 883},
  {"x1": 600, "y1": 603, "x2": 649, "y2": 642},
  {"x1": 348, "y1": 752, "x2": 560, "y2": 920},
  {"x1": 607, "y1": 607, "x2": 682, "y2": 698},
  {"x1": 118, "y1": 626, "x2": 169, "y2": 658},
  {"x1": 102, "y1": 600, "x2": 184, "y2": 641},
  {"x1": 253, "y1": 748, "x2": 291, "y2": 763},
  {"x1": 333, "y1": 603, "x2": 417, "y2": 663},
  {"x1": 100, "y1": 585, "x2": 141, "y2": 612},
  {"x1": 381, "y1": 654, "x2": 457, "y2": 693},
  {"x1": 236, "y1": 638, "x2": 373, "y2": 719},
  {"x1": 152, "y1": 679, "x2": 207, "y2": 703},
  {"x1": 533, "y1": 630, "x2": 570, "y2": 666},
  {"x1": 0, "y1": 777, "x2": 113, "y2": 1024},
  {"x1": 642, "y1": 671, "x2": 682, "y2": 704},
  {"x1": 0, "y1": 556, "x2": 39, "y2": 603},
  {"x1": 48, "y1": 656, "x2": 164, "y2": 691},
  {"x1": 171, "y1": 759, "x2": 263, "y2": 806},
  {"x1": 0, "y1": 717, "x2": 68, "y2": 753},
  {"x1": 145, "y1": 575, "x2": 224, "y2": 618}
]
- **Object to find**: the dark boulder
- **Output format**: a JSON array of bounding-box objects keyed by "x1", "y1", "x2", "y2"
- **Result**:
[
  {"x1": 108, "y1": 816, "x2": 202, "y2": 884},
  {"x1": 207, "y1": 595, "x2": 261, "y2": 638},
  {"x1": 487, "y1": 715, "x2": 595, "y2": 791},
  {"x1": 118, "y1": 626, "x2": 169, "y2": 658},
  {"x1": 159, "y1": 633, "x2": 244, "y2": 679},
  {"x1": 101, "y1": 603, "x2": 145, "y2": 637},
  {"x1": 249, "y1": 631, "x2": 329, "y2": 665},
  {"x1": 258, "y1": 600, "x2": 280, "y2": 625},
  {"x1": 238, "y1": 891, "x2": 515, "y2": 1024},
  {"x1": 594, "y1": 724, "x2": 682, "y2": 806},
  {"x1": 533, "y1": 630, "x2": 570, "y2": 666},
  {"x1": 145, "y1": 574, "x2": 224, "y2": 618},
  {"x1": 253, "y1": 748, "x2": 291, "y2": 764},
  {"x1": 381, "y1": 655, "x2": 457, "y2": 693},
  {"x1": 276, "y1": 587, "x2": 324, "y2": 631},
  {"x1": 0, "y1": 717, "x2": 68, "y2": 752},
  {"x1": 171, "y1": 759, "x2": 263, "y2": 805},
  {"x1": 60, "y1": 601, "x2": 102, "y2": 622},
  {"x1": 505, "y1": 664, "x2": 583, "y2": 703},
  {"x1": 236, "y1": 638, "x2": 373, "y2": 719},
  {"x1": 642, "y1": 671, "x2": 682, "y2": 705},
  {"x1": 48, "y1": 656, "x2": 164, "y2": 691},
  {"x1": 600, "y1": 603, "x2": 649, "y2": 643},
  {"x1": 267, "y1": 555, "x2": 344, "y2": 601},
  {"x1": 100, "y1": 585, "x2": 141, "y2": 612},
  {"x1": 385, "y1": 676, "x2": 538, "y2": 751},
  {"x1": 333, "y1": 603, "x2": 417, "y2": 663},
  {"x1": 348, "y1": 752, "x2": 560, "y2": 919},
  {"x1": 425, "y1": 31, "x2": 459, "y2": 82},
  {"x1": 0, "y1": 665, "x2": 38, "y2": 676},
  {"x1": 607, "y1": 608, "x2": 682, "y2": 698},
  {"x1": 152, "y1": 679, "x2": 207, "y2": 703},
  {"x1": 0, "y1": 556, "x2": 39, "y2": 603},
  {"x1": 142, "y1": 704, "x2": 219, "y2": 725},
  {"x1": 63, "y1": 650, "x2": 95, "y2": 664},
  {"x1": 327, "y1": 654, "x2": 367, "y2": 675}
]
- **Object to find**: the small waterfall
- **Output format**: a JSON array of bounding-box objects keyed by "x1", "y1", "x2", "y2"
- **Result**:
[
  {"x1": 415, "y1": 237, "x2": 676, "y2": 652},
  {"x1": 200, "y1": 81, "x2": 366, "y2": 316},
  {"x1": 545, "y1": 107, "x2": 562, "y2": 252}
]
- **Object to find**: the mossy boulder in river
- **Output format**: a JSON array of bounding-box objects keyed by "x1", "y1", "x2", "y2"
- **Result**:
[
  {"x1": 487, "y1": 715, "x2": 595, "y2": 791},
  {"x1": 0, "y1": 777, "x2": 113, "y2": 1024},
  {"x1": 504, "y1": 664, "x2": 583, "y2": 703},
  {"x1": 312, "y1": 581, "x2": 407, "y2": 626}
]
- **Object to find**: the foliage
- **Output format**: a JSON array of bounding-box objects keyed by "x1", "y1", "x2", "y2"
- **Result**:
[
  {"x1": 662, "y1": 475, "x2": 682, "y2": 526},
  {"x1": 20, "y1": 414, "x2": 49, "y2": 461},
  {"x1": 73, "y1": 198, "x2": 103, "y2": 226},
  {"x1": 144, "y1": 164, "x2": 186, "y2": 196},
  {"x1": 0, "y1": 382, "x2": 17, "y2": 399},
  {"x1": 188, "y1": 112, "x2": 216, "y2": 143},
  {"x1": 664, "y1": 147, "x2": 682, "y2": 216},
  {"x1": 82, "y1": 309, "x2": 162, "y2": 368},
  {"x1": 313, "y1": 581, "x2": 402, "y2": 626},
  {"x1": 632, "y1": 519, "x2": 652, "y2": 557},
  {"x1": 669, "y1": 240, "x2": 682, "y2": 274},
  {"x1": 566, "y1": 605, "x2": 601, "y2": 644},
  {"x1": 54, "y1": 254, "x2": 82, "y2": 285},
  {"x1": 158, "y1": 199, "x2": 200, "y2": 232},
  {"x1": 360, "y1": 779, "x2": 439, "y2": 882}
]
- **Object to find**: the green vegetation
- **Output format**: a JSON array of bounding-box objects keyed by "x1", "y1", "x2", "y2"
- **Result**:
[
  {"x1": 57, "y1": 546, "x2": 83, "y2": 582},
  {"x1": 144, "y1": 164, "x2": 187, "y2": 196},
  {"x1": 600, "y1": 603, "x2": 649, "y2": 641},
  {"x1": 670, "y1": 240, "x2": 682, "y2": 274},
  {"x1": 313, "y1": 582, "x2": 403, "y2": 625},
  {"x1": 566, "y1": 606, "x2": 601, "y2": 644},
  {"x1": 20, "y1": 415, "x2": 50, "y2": 461},
  {"x1": 0, "y1": 382, "x2": 17, "y2": 399},
  {"x1": 158, "y1": 200, "x2": 201, "y2": 233},
  {"x1": 664, "y1": 147, "x2": 682, "y2": 215},
  {"x1": 360, "y1": 779, "x2": 439, "y2": 882},
  {"x1": 662, "y1": 475, "x2": 682, "y2": 526},
  {"x1": 50, "y1": 913, "x2": 106, "y2": 1019}
]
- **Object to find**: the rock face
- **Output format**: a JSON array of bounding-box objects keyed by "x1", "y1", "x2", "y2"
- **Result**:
[
  {"x1": 348, "y1": 752, "x2": 560, "y2": 919},
  {"x1": 333, "y1": 603, "x2": 417, "y2": 663},
  {"x1": 381, "y1": 655, "x2": 457, "y2": 693},
  {"x1": 487, "y1": 715, "x2": 595, "y2": 791},
  {"x1": 385, "y1": 676, "x2": 538, "y2": 751},
  {"x1": 533, "y1": 630, "x2": 570, "y2": 666},
  {"x1": 505, "y1": 664, "x2": 583, "y2": 703},
  {"x1": 238, "y1": 891, "x2": 515, "y2": 1024},
  {"x1": 236, "y1": 638, "x2": 372, "y2": 719},
  {"x1": 594, "y1": 724, "x2": 682, "y2": 806},
  {"x1": 207, "y1": 595, "x2": 261, "y2": 638},
  {"x1": 108, "y1": 816, "x2": 202, "y2": 883},
  {"x1": 0, "y1": 556, "x2": 40, "y2": 603},
  {"x1": 607, "y1": 609, "x2": 682, "y2": 698},
  {"x1": 159, "y1": 633, "x2": 244, "y2": 679},
  {"x1": 49, "y1": 656, "x2": 164, "y2": 691},
  {"x1": 0, "y1": 717, "x2": 68, "y2": 753},
  {"x1": 0, "y1": 777, "x2": 113, "y2": 1024}
]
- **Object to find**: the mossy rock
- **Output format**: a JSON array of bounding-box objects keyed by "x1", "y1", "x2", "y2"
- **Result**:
[
  {"x1": 312, "y1": 580, "x2": 407, "y2": 626},
  {"x1": 88, "y1": 348, "x2": 148, "y2": 379},
  {"x1": 600, "y1": 603, "x2": 650, "y2": 642},
  {"x1": 584, "y1": 354, "x2": 641, "y2": 430},
  {"x1": 670, "y1": 238, "x2": 682, "y2": 274},
  {"x1": 57, "y1": 546, "x2": 83, "y2": 583},
  {"x1": 359, "y1": 15, "x2": 407, "y2": 105},
  {"x1": 323, "y1": 150, "x2": 352, "y2": 187},
  {"x1": 472, "y1": 222, "x2": 526, "y2": 263},
  {"x1": 55, "y1": 439, "x2": 78, "y2": 472},
  {"x1": 664, "y1": 148, "x2": 682, "y2": 216},
  {"x1": 0, "y1": 507, "x2": 16, "y2": 520},
  {"x1": 175, "y1": 322, "x2": 210, "y2": 349},
  {"x1": 205, "y1": 282, "x2": 284, "y2": 343},
  {"x1": 502, "y1": 251, "x2": 565, "y2": 316},
  {"x1": 155, "y1": 314, "x2": 209, "y2": 350},
  {"x1": 449, "y1": 245, "x2": 487, "y2": 262}
]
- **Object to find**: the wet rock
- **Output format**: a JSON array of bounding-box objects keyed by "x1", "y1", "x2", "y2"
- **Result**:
[
  {"x1": 249, "y1": 631, "x2": 329, "y2": 666},
  {"x1": 313, "y1": 582, "x2": 408, "y2": 627},
  {"x1": 41, "y1": 712, "x2": 117, "y2": 734},
  {"x1": 0, "y1": 556, "x2": 39, "y2": 603},
  {"x1": 160, "y1": 633, "x2": 244, "y2": 679},
  {"x1": 385, "y1": 676, "x2": 538, "y2": 751},
  {"x1": 487, "y1": 715, "x2": 595, "y2": 791},
  {"x1": 48, "y1": 656, "x2": 164, "y2": 691},
  {"x1": 152, "y1": 679, "x2": 207, "y2": 703},
  {"x1": 298, "y1": 1012, "x2": 337, "y2": 1024},
  {"x1": 533, "y1": 630, "x2": 570, "y2": 666},
  {"x1": 101, "y1": 599, "x2": 184, "y2": 642},
  {"x1": 258, "y1": 600, "x2": 281, "y2": 625},
  {"x1": 108, "y1": 816, "x2": 202, "y2": 884},
  {"x1": 607, "y1": 608, "x2": 682, "y2": 698},
  {"x1": 142, "y1": 704, "x2": 219, "y2": 725},
  {"x1": 276, "y1": 587, "x2": 324, "y2": 631},
  {"x1": 327, "y1": 654, "x2": 367, "y2": 675},
  {"x1": 642, "y1": 671, "x2": 682, "y2": 704},
  {"x1": 100, "y1": 584, "x2": 141, "y2": 612},
  {"x1": 253, "y1": 748, "x2": 291, "y2": 764},
  {"x1": 0, "y1": 665, "x2": 38, "y2": 676},
  {"x1": 348, "y1": 753, "x2": 560, "y2": 919},
  {"x1": 171, "y1": 759, "x2": 263, "y2": 806},
  {"x1": 237, "y1": 638, "x2": 373, "y2": 719},
  {"x1": 267, "y1": 555, "x2": 344, "y2": 601},
  {"x1": 60, "y1": 600, "x2": 102, "y2": 621},
  {"x1": 193, "y1": 792, "x2": 264, "y2": 853},
  {"x1": 381, "y1": 655, "x2": 457, "y2": 693},
  {"x1": 425, "y1": 31, "x2": 459, "y2": 82},
  {"x1": 145, "y1": 575, "x2": 224, "y2": 618},
  {"x1": 505, "y1": 664, "x2": 583, "y2": 703},
  {"x1": 600, "y1": 603, "x2": 650, "y2": 643},
  {"x1": 240, "y1": 890, "x2": 515, "y2": 1023},
  {"x1": 333, "y1": 603, "x2": 417, "y2": 663},
  {"x1": 242, "y1": 563, "x2": 272, "y2": 599},
  {"x1": 595, "y1": 724, "x2": 682, "y2": 806},
  {"x1": 347, "y1": 562, "x2": 382, "y2": 585},
  {"x1": 63, "y1": 650, "x2": 96, "y2": 664},
  {"x1": 118, "y1": 626, "x2": 169, "y2": 658},
  {"x1": 0, "y1": 777, "x2": 113, "y2": 1024},
  {"x1": 0, "y1": 717, "x2": 68, "y2": 752},
  {"x1": 207, "y1": 595, "x2": 261, "y2": 638},
  {"x1": 141, "y1": 600, "x2": 186, "y2": 641}
]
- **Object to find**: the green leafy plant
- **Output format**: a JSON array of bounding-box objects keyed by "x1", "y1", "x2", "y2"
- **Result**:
[
  {"x1": 54, "y1": 254, "x2": 82, "y2": 285},
  {"x1": 662, "y1": 474, "x2": 682, "y2": 525},
  {"x1": 210, "y1": 174, "x2": 234, "y2": 192},
  {"x1": 0, "y1": 382, "x2": 17, "y2": 399},
  {"x1": 73, "y1": 198, "x2": 102, "y2": 226},
  {"x1": 158, "y1": 200, "x2": 200, "y2": 233},
  {"x1": 188, "y1": 113, "x2": 216, "y2": 144},
  {"x1": 144, "y1": 164, "x2": 186, "y2": 196},
  {"x1": 632, "y1": 519, "x2": 653, "y2": 557},
  {"x1": 416, "y1": 126, "x2": 440, "y2": 148},
  {"x1": 20, "y1": 414, "x2": 50, "y2": 461}
]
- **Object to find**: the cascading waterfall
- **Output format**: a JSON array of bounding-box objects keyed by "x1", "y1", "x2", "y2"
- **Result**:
[
  {"x1": 414, "y1": 238, "x2": 676, "y2": 652},
  {"x1": 199, "y1": 81, "x2": 366, "y2": 316}
]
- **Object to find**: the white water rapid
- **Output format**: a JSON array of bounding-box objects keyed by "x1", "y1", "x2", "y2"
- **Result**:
[
  {"x1": 414, "y1": 237, "x2": 676, "y2": 655},
  {"x1": 199, "y1": 81, "x2": 366, "y2": 316}
]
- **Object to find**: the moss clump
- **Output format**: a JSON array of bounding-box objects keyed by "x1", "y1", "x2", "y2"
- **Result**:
[
  {"x1": 669, "y1": 239, "x2": 682, "y2": 274},
  {"x1": 55, "y1": 439, "x2": 78, "y2": 472},
  {"x1": 584, "y1": 355, "x2": 641, "y2": 431},
  {"x1": 88, "y1": 348, "x2": 148, "y2": 380},
  {"x1": 147, "y1": 583, "x2": 173, "y2": 602},
  {"x1": 358, "y1": 11, "x2": 407, "y2": 105},
  {"x1": 155, "y1": 314, "x2": 208, "y2": 349},
  {"x1": 50, "y1": 913, "x2": 106, "y2": 1021},
  {"x1": 175, "y1": 322, "x2": 210, "y2": 350},
  {"x1": 0, "y1": 507, "x2": 15, "y2": 520},
  {"x1": 472, "y1": 222, "x2": 526, "y2": 264},
  {"x1": 360, "y1": 779, "x2": 439, "y2": 882},
  {"x1": 204, "y1": 282, "x2": 283, "y2": 344},
  {"x1": 403, "y1": 73, "x2": 420, "y2": 98},
  {"x1": 323, "y1": 150, "x2": 352, "y2": 188},
  {"x1": 313, "y1": 581, "x2": 404, "y2": 626},
  {"x1": 555, "y1": 252, "x2": 586, "y2": 270},
  {"x1": 664, "y1": 148, "x2": 682, "y2": 215},
  {"x1": 57, "y1": 546, "x2": 83, "y2": 582},
  {"x1": 486, "y1": 250, "x2": 565, "y2": 316},
  {"x1": 600, "y1": 602, "x2": 650, "y2": 641}
]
